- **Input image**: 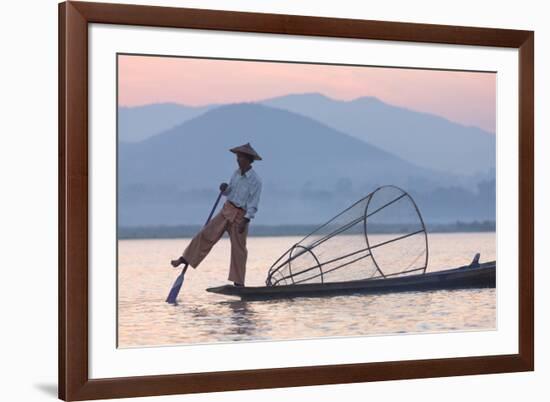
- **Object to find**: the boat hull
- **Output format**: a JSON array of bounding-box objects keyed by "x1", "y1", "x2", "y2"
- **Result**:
[{"x1": 206, "y1": 261, "x2": 496, "y2": 300}]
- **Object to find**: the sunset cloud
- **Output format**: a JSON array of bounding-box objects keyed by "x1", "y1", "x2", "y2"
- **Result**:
[{"x1": 118, "y1": 54, "x2": 496, "y2": 133}]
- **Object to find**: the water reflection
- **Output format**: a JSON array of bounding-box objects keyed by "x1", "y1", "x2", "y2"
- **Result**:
[
  {"x1": 219, "y1": 300, "x2": 258, "y2": 338},
  {"x1": 118, "y1": 234, "x2": 497, "y2": 347}
]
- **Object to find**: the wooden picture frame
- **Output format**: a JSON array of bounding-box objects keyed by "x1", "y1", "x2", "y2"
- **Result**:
[{"x1": 59, "y1": 1, "x2": 534, "y2": 400}]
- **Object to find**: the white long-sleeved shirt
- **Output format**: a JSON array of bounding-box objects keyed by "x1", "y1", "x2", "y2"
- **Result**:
[{"x1": 223, "y1": 168, "x2": 262, "y2": 220}]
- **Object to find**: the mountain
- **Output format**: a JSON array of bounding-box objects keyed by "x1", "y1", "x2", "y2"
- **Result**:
[
  {"x1": 118, "y1": 103, "x2": 462, "y2": 226},
  {"x1": 118, "y1": 102, "x2": 213, "y2": 142},
  {"x1": 262, "y1": 93, "x2": 496, "y2": 176}
]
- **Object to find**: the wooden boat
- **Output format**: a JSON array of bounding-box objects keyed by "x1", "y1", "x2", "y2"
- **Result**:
[{"x1": 206, "y1": 260, "x2": 496, "y2": 300}]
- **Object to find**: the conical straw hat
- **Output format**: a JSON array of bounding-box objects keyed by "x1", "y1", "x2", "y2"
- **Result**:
[{"x1": 229, "y1": 142, "x2": 262, "y2": 161}]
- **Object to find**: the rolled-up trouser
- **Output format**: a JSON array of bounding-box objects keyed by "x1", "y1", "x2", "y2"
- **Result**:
[{"x1": 182, "y1": 201, "x2": 248, "y2": 285}]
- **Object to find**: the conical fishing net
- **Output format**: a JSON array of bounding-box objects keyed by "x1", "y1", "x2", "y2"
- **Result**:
[{"x1": 266, "y1": 186, "x2": 428, "y2": 286}]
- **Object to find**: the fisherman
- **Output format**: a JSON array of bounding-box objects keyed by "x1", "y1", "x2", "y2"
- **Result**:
[{"x1": 171, "y1": 143, "x2": 263, "y2": 287}]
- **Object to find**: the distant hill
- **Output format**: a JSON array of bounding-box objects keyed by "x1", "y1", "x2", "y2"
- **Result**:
[
  {"x1": 262, "y1": 93, "x2": 496, "y2": 175},
  {"x1": 118, "y1": 103, "x2": 466, "y2": 226},
  {"x1": 119, "y1": 103, "x2": 445, "y2": 187},
  {"x1": 118, "y1": 103, "x2": 213, "y2": 142},
  {"x1": 118, "y1": 94, "x2": 496, "y2": 176}
]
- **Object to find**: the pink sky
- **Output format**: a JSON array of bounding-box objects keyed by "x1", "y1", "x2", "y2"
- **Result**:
[{"x1": 118, "y1": 55, "x2": 496, "y2": 133}]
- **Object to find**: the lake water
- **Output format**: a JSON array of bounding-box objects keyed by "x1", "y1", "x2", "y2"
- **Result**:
[{"x1": 118, "y1": 232, "x2": 496, "y2": 347}]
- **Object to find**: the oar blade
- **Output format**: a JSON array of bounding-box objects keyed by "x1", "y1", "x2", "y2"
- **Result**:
[
  {"x1": 165, "y1": 191, "x2": 221, "y2": 304},
  {"x1": 166, "y1": 272, "x2": 185, "y2": 304}
]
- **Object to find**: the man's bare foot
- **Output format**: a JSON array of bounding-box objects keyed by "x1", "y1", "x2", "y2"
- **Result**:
[{"x1": 171, "y1": 256, "x2": 187, "y2": 268}]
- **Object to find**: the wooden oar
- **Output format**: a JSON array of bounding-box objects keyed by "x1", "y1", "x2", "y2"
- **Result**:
[{"x1": 166, "y1": 190, "x2": 223, "y2": 304}]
